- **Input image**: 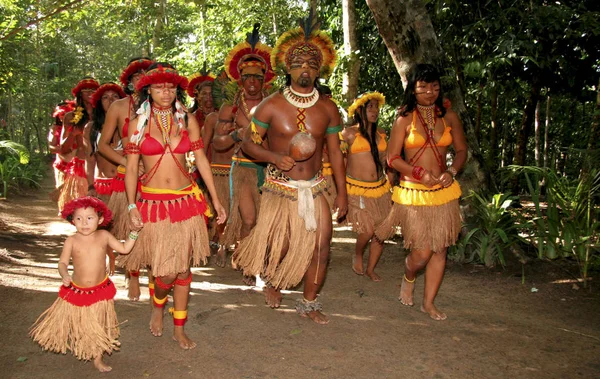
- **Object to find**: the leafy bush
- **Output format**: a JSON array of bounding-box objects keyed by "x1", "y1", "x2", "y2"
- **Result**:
[
  {"x1": 450, "y1": 191, "x2": 524, "y2": 267},
  {"x1": 0, "y1": 140, "x2": 45, "y2": 198}
]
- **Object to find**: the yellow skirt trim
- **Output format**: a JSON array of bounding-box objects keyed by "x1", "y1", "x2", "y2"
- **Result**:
[
  {"x1": 346, "y1": 176, "x2": 391, "y2": 198},
  {"x1": 232, "y1": 156, "x2": 257, "y2": 163},
  {"x1": 322, "y1": 162, "x2": 333, "y2": 176},
  {"x1": 392, "y1": 180, "x2": 461, "y2": 206},
  {"x1": 141, "y1": 184, "x2": 212, "y2": 217}
]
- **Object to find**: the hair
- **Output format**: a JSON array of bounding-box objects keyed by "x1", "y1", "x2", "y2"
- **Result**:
[
  {"x1": 137, "y1": 62, "x2": 187, "y2": 112},
  {"x1": 72, "y1": 76, "x2": 95, "y2": 127},
  {"x1": 400, "y1": 64, "x2": 446, "y2": 117},
  {"x1": 354, "y1": 100, "x2": 383, "y2": 175},
  {"x1": 124, "y1": 56, "x2": 152, "y2": 95},
  {"x1": 90, "y1": 83, "x2": 120, "y2": 154},
  {"x1": 189, "y1": 81, "x2": 213, "y2": 113}
]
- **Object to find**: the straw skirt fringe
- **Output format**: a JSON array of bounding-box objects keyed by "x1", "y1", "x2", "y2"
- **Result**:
[
  {"x1": 208, "y1": 167, "x2": 230, "y2": 240},
  {"x1": 29, "y1": 283, "x2": 119, "y2": 361},
  {"x1": 232, "y1": 191, "x2": 324, "y2": 290},
  {"x1": 57, "y1": 158, "x2": 87, "y2": 212},
  {"x1": 220, "y1": 164, "x2": 261, "y2": 247}
]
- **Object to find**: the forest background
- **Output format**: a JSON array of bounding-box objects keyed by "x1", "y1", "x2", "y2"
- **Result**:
[{"x1": 0, "y1": 0, "x2": 598, "y2": 280}]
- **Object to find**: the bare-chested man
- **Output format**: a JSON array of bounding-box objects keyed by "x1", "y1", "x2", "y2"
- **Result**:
[
  {"x1": 212, "y1": 25, "x2": 276, "y2": 267},
  {"x1": 232, "y1": 18, "x2": 347, "y2": 324},
  {"x1": 98, "y1": 57, "x2": 153, "y2": 301}
]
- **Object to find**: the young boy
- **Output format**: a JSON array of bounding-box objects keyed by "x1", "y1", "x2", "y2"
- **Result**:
[{"x1": 30, "y1": 196, "x2": 141, "y2": 372}]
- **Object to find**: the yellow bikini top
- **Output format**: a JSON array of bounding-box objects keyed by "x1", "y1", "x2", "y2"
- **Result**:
[
  {"x1": 405, "y1": 111, "x2": 452, "y2": 149},
  {"x1": 349, "y1": 130, "x2": 387, "y2": 154}
]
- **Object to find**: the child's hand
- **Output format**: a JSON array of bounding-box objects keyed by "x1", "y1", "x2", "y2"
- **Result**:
[{"x1": 62, "y1": 275, "x2": 72, "y2": 287}]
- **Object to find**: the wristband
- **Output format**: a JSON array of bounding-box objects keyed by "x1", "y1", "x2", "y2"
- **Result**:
[
  {"x1": 128, "y1": 231, "x2": 139, "y2": 240},
  {"x1": 446, "y1": 166, "x2": 458, "y2": 177},
  {"x1": 412, "y1": 166, "x2": 425, "y2": 180},
  {"x1": 127, "y1": 203, "x2": 137, "y2": 212}
]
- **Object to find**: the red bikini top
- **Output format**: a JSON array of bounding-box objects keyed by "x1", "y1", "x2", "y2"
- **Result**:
[{"x1": 140, "y1": 130, "x2": 190, "y2": 155}]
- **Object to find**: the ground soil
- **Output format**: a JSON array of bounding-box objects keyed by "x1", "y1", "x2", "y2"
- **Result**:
[{"x1": 0, "y1": 173, "x2": 598, "y2": 379}]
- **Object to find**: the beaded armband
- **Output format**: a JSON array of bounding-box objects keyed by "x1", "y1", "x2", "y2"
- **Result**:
[
  {"x1": 412, "y1": 166, "x2": 425, "y2": 180},
  {"x1": 124, "y1": 142, "x2": 140, "y2": 155},
  {"x1": 250, "y1": 122, "x2": 263, "y2": 145},
  {"x1": 190, "y1": 138, "x2": 205, "y2": 151},
  {"x1": 326, "y1": 125, "x2": 342, "y2": 135},
  {"x1": 387, "y1": 155, "x2": 401, "y2": 167}
]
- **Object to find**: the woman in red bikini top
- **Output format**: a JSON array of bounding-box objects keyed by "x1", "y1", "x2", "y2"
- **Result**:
[
  {"x1": 121, "y1": 62, "x2": 226, "y2": 351},
  {"x1": 378, "y1": 64, "x2": 468, "y2": 322}
]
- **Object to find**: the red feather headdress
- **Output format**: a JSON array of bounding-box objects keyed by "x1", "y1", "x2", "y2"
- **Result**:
[
  {"x1": 71, "y1": 78, "x2": 100, "y2": 98},
  {"x1": 187, "y1": 62, "x2": 216, "y2": 98},
  {"x1": 52, "y1": 100, "x2": 76, "y2": 118},
  {"x1": 91, "y1": 83, "x2": 127, "y2": 108},
  {"x1": 119, "y1": 58, "x2": 154, "y2": 87},
  {"x1": 135, "y1": 65, "x2": 188, "y2": 92},
  {"x1": 61, "y1": 196, "x2": 113, "y2": 227},
  {"x1": 224, "y1": 23, "x2": 275, "y2": 84}
]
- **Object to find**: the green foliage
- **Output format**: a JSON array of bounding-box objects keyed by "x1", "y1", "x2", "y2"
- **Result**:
[
  {"x1": 450, "y1": 191, "x2": 524, "y2": 267},
  {"x1": 0, "y1": 139, "x2": 43, "y2": 197},
  {"x1": 508, "y1": 164, "x2": 600, "y2": 287}
]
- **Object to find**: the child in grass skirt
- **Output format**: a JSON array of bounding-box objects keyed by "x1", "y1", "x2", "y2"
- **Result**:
[{"x1": 30, "y1": 197, "x2": 141, "y2": 372}]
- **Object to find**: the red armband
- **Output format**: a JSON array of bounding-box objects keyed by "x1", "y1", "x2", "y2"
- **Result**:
[
  {"x1": 124, "y1": 142, "x2": 140, "y2": 155},
  {"x1": 387, "y1": 155, "x2": 401, "y2": 167},
  {"x1": 412, "y1": 166, "x2": 425, "y2": 180},
  {"x1": 190, "y1": 138, "x2": 204, "y2": 151}
]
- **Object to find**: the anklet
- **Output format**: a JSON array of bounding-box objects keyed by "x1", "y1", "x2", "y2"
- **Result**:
[
  {"x1": 295, "y1": 297, "x2": 323, "y2": 315},
  {"x1": 404, "y1": 274, "x2": 416, "y2": 283}
]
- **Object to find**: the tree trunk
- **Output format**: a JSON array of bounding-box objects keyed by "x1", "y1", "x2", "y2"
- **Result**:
[
  {"x1": 310, "y1": 0, "x2": 318, "y2": 13},
  {"x1": 587, "y1": 78, "x2": 600, "y2": 151},
  {"x1": 534, "y1": 99, "x2": 541, "y2": 167},
  {"x1": 366, "y1": 0, "x2": 485, "y2": 191},
  {"x1": 543, "y1": 94, "x2": 551, "y2": 169},
  {"x1": 152, "y1": 0, "x2": 166, "y2": 54},
  {"x1": 513, "y1": 75, "x2": 541, "y2": 168},
  {"x1": 474, "y1": 82, "x2": 483, "y2": 142},
  {"x1": 342, "y1": 0, "x2": 360, "y2": 103},
  {"x1": 488, "y1": 80, "x2": 499, "y2": 185}
]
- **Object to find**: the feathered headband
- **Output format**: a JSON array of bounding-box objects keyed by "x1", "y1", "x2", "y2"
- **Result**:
[
  {"x1": 61, "y1": 196, "x2": 113, "y2": 227},
  {"x1": 348, "y1": 92, "x2": 386, "y2": 119},
  {"x1": 135, "y1": 65, "x2": 189, "y2": 92},
  {"x1": 119, "y1": 58, "x2": 154, "y2": 87},
  {"x1": 271, "y1": 11, "x2": 337, "y2": 79},
  {"x1": 187, "y1": 62, "x2": 216, "y2": 98},
  {"x1": 224, "y1": 23, "x2": 276, "y2": 84},
  {"x1": 52, "y1": 100, "x2": 76, "y2": 118},
  {"x1": 91, "y1": 83, "x2": 127, "y2": 108},
  {"x1": 71, "y1": 78, "x2": 100, "y2": 98}
]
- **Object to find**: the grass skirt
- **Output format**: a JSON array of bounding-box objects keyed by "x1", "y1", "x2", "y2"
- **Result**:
[
  {"x1": 57, "y1": 158, "x2": 87, "y2": 212},
  {"x1": 322, "y1": 162, "x2": 337, "y2": 211},
  {"x1": 375, "y1": 180, "x2": 462, "y2": 252},
  {"x1": 345, "y1": 175, "x2": 392, "y2": 235},
  {"x1": 29, "y1": 277, "x2": 119, "y2": 361},
  {"x1": 233, "y1": 168, "x2": 327, "y2": 289},
  {"x1": 208, "y1": 163, "x2": 230, "y2": 240},
  {"x1": 117, "y1": 184, "x2": 210, "y2": 277},
  {"x1": 220, "y1": 163, "x2": 262, "y2": 247},
  {"x1": 107, "y1": 166, "x2": 128, "y2": 240}
]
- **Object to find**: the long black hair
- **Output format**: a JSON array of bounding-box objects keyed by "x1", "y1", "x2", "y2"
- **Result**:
[
  {"x1": 354, "y1": 101, "x2": 383, "y2": 175},
  {"x1": 400, "y1": 64, "x2": 446, "y2": 117},
  {"x1": 90, "y1": 82, "x2": 121, "y2": 154},
  {"x1": 124, "y1": 56, "x2": 152, "y2": 95},
  {"x1": 72, "y1": 76, "x2": 96, "y2": 127}
]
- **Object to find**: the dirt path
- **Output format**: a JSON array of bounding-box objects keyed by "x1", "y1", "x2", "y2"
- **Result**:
[{"x1": 1, "y1": 174, "x2": 599, "y2": 378}]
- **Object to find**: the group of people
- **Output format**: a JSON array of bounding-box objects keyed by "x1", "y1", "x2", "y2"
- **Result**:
[{"x1": 31, "y1": 14, "x2": 467, "y2": 373}]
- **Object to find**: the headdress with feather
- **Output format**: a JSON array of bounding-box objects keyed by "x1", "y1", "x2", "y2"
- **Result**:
[
  {"x1": 187, "y1": 61, "x2": 216, "y2": 98},
  {"x1": 271, "y1": 10, "x2": 337, "y2": 79},
  {"x1": 224, "y1": 23, "x2": 276, "y2": 84}
]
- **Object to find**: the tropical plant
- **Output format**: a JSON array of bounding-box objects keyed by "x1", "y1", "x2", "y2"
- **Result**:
[
  {"x1": 450, "y1": 191, "x2": 524, "y2": 267},
  {"x1": 509, "y1": 164, "x2": 600, "y2": 288},
  {"x1": 0, "y1": 140, "x2": 41, "y2": 198}
]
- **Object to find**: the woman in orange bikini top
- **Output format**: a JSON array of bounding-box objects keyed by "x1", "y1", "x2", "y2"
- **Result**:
[{"x1": 376, "y1": 64, "x2": 468, "y2": 322}]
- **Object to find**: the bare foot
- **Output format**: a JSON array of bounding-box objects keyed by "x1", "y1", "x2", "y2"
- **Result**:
[
  {"x1": 421, "y1": 303, "x2": 447, "y2": 321},
  {"x1": 93, "y1": 355, "x2": 112, "y2": 372},
  {"x1": 365, "y1": 270, "x2": 382, "y2": 282},
  {"x1": 352, "y1": 255, "x2": 364, "y2": 275},
  {"x1": 172, "y1": 326, "x2": 197, "y2": 350},
  {"x1": 399, "y1": 276, "x2": 415, "y2": 306},
  {"x1": 128, "y1": 275, "x2": 140, "y2": 301},
  {"x1": 215, "y1": 245, "x2": 227, "y2": 268},
  {"x1": 242, "y1": 275, "x2": 256, "y2": 286},
  {"x1": 149, "y1": 307, "x2": 164, "y2": 336},
  {"x1": 301, "y1": 310, "x2": 330, "y2": 325},
  {"x1": 264, "y1": 286, "x2": 282, "y2": 308}
]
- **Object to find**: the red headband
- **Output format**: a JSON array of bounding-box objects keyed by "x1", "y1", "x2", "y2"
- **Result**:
[
  {"x1": 91, "y1": 83, "x2": 127, "y2": 108},
  {"x1": 71, "y1": 78, "x2": 100, "y2": 98},
  {"x1": 135, "y1": 65, "x2": 188, "y2": 92},
  {"x1": 61, "y1": 196, "x2": 113, "y2": 227},
  {"x1": 52, "y1": 100, "x2": 76, "y2": 118},
  {"x1": 119, "y1": 59, "x2": 154, "y2": 87},
  {"x1": 186, "y1": 74, "x2": 215, "y2": 98}
]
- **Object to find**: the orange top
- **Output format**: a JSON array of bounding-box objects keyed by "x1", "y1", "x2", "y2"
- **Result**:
[
  {"x1": 350, "y1": 131, "x2": 387, "y2": 154},
  {"x1": 405, "y1": 111, "x2": 452, "y2": 149}
]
